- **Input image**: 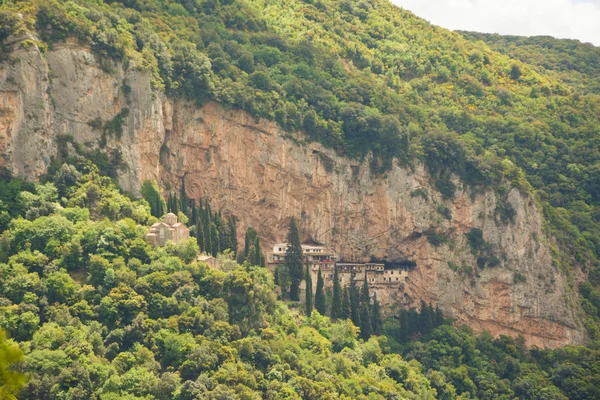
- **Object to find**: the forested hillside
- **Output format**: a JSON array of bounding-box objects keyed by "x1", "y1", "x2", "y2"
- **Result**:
[
  {"x1": 1, "y1": 0, "x2": 600, "y2": 397},
  {"x1": 459, "y1": 32, "x2": 600, "y2": 94},
  {"x1": 1, "y1": 0, "x2": 598, "y2": 277},
  {"x1": 0, "y1": 161, "x2": 598, "y2": 399}
]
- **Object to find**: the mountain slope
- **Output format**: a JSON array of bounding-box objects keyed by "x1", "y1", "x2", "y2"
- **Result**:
[
  {"x1": 0, "y1": 0, "x2": 599, "y2": 344},
  {"x1": 459, "y1": 32, "x2": 600, "y2": 94}
]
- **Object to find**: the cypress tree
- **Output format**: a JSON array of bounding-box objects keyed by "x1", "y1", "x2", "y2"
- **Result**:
[
  {"x1": 399, "y1": 309, "x2": 409, "y2": 341},
  {"x1": 205, "y1": 201, "x2": 211, "y2": 230},
  {"x1": 255, "y1": 237, "x2": 265, "y2": 267},
  {"x1": 341, "y1": 286, "x2": 351, "y2": 320},
  {"x1": 435, "y1": 305, "x2": 444, "y2": 328},
  {"x1": 205, "y1": 221, "x2": 213, "y2": 256},
  {"x1": 248, "y1": 243, "x2": 257, "y2": 265},
  {"x1": 196, "y1": 221, "x2": 205, "y2": 253},
  {"x1": 155, "y1": 195, "x2": 162, "y2": 218},
  {"x1": 371, "y1": 293, "x2": 382, "y2": 336},
  {"x1": 243, "y1": 227, "x2": 257, "y2": 261},
  {"x1": 180, "y1": 179, "x2": 188, "y2": 215},
  {"x1": 350, "y1": 285, "x2": 361, "y2": 327},
  {"x1": 331, "y1": 266, "x2": 342, "y2": 319},
  {"x1": 216, "y1": 213, "x2": 226, "y2": 251},
  {"x1": 190, "y1": 200, "x2": 197, "y2": 225},
  {"x1": 167, "y1": 192, "x2": 173, "y2": 212},
  {"x1": 209, "y1": 222, "x2": 219, "y2": 256},
  {"x1": 420, "y1": 301, "x2": 433, "y2": 334},
  {"x1": 286, "y1": 217, "x2": 304, "y2": 301},
  {"x1": 407, "y1": 308, "x2": 419, "y2": 337},
  {"x1": 172, "y1": 193, "x2": 179, "y2": 214},
  {"x1": 361, "y1": 270, "x2": 370, "y2": 304},
  {"x1": 228, "y1": 217, "x2": 237, "y2": 255},
  {"x1": 305, "y1": 263, "x2": 313, "y2": 317},
  {"x1": 315, "y1": 267, "x2": 326, "y2": 315},
  {"x1": 359, "y1": 301, "x2": 371, "y2": 340}
]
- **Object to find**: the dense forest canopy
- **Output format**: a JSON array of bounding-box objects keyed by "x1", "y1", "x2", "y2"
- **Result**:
[
  {"x1": 459, "y1": 32, "x2": 600, "y2": 95},
  {"x1": 1, "y1": 0, "x2": 600, "y2": 397},
  {"x1": 0, "y1": 160, "x2": 597, "y2": 399}
]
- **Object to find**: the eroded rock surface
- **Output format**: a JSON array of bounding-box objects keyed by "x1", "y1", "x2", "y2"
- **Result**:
[{"x1": 0, "y1": 38, "x2": 585, "y2": 348}]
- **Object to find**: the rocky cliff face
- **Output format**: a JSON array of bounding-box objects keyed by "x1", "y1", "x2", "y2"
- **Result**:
[{"x1": 0, "y1": 38, "x2": 585, "y2": 348}]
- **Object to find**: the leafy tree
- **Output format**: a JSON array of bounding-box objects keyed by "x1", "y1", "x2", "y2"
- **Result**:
[{"x1": 0, "y1": 328, "x2": 26, "y2": 399}]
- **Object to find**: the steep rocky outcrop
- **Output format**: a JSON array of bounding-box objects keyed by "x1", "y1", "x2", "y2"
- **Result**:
[{"x1": 0, "y1": 38, "x2": 585, "y2": 348}]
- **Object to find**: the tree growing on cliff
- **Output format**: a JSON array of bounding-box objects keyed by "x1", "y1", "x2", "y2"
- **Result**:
[
  {"x1": 305, "y1": 263, "x2": 313, "y2": 317},
  {"x1": 315, "y1": 267, "x2": 326, "y2": 315},
  {"x1": 331, "y1": 266, "x2": 342, "y2": 319},
  {"x1": 286, "y1": 217, "x2": 304, "y2": 301}
]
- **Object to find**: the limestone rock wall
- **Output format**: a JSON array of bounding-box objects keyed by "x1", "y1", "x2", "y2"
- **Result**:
[{"x1": 0, "y1": 38, "x2": 585, "y2": 348}]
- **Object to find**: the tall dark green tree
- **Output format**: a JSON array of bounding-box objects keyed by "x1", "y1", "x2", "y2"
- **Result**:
[
  {"x1": 315, "y1": 267, "x2": 326, "y2": 315},
  {"x1": 208, "y1": 222, "x2": 218, "y2": 256},
  {"x1": 399, "y1": 309, "x2": 409, "y2": 341},
  {"x1": 228, "y1": 217, "x2": 237, "y2": 255},
  {"x1": 141, "y1": 180, "x2": 164, "y2": 218},
  {"x1": 371, "y1": 293, "x2": 382, "y2": 336},
  {"x1": 341, "y1": 286, "x2": 351, "y2": 320},
  {"x1": 435, "y1": 305, "x2": 444, "y2": 327},
  {"x1": 350, "y1": 285, "x2": 361, "y2": 327},
  {"x1": 253, "y1": 237, "x2": 265, "y2": 267},
  {"x1": 361, "y1": 271, "x2": 370, "y2": 304},
  {"x1": 167, "y1": 192, "x2": 173, "y2": 213},
  {"x1": 420, "y1": 301, "x2": 433, "y2": 335},
  {"x1": 286, "y1": 217, "x2": 304, "y2": 301},
  {"x1": 244, "y1": 227, "x2": 258, "y2": 261},
  {"x1": 331, "y1": 266, "x2": 342, "y2": 319},
  {"x1": 190, "y1": 200, "x2": 197, "y2": 225},
  {"x1": 359, "y1": 272, "x2": 372, "y2": 340},
  {"x1": 170, "y1": 193, "x2": 179, "y2": 214},
  {"x1": 196, "y1": 220, "x2": 205, "y2": 253},
  {"x1": 305, "y1": 263, "x2": 313, "y2": 317},
  {"x1": 180, "y1": 178, "x2": 188, "y2": 215},
  {"x1": 359, "y1": 301, "x2": 371, "y2": 340}
]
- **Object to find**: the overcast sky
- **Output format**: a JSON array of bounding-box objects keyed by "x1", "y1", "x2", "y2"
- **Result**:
[{"x1": 391, "y1": 0, "x2": 600, "y2": 46}]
